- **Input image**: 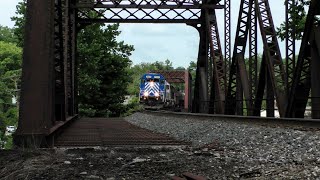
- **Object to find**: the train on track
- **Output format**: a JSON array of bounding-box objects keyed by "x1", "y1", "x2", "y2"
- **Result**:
[{"x1": 139, "y1": 73, "x2": 184, "y2": 110}]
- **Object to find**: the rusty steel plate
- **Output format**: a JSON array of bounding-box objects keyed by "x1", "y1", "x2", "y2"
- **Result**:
[{"x1": 54, "y1": 118, "x2": 188, "y2": 147}]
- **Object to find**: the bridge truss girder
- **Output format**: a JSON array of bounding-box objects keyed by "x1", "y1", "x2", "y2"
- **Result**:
[
  {"x1": 15, "y1": 0, "x2": 78, "y2": 147},
  {"x1": 286, "y1": 0, "x2": 320, "y2": 118},
  {"x1": 225, "y1": 0, "x2": 288, "y2": 117},
  {"x1": 15, "y1": 0, "x2": 320, "y2": 147},
  {"x1": 76, "y1": 0, "x2": 224, "y2": 24},
  {"x1": 15, "y1": 0, "x2": 226, "y2": 146}
]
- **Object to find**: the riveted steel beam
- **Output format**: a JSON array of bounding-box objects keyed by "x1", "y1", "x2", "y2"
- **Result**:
[
  {"x1": 193, "y1": 15, "x2": 209, "y2": 113},
  {"x1": 224, "y1": 0, "x2": 231, "y2": 90},
  {"x1": 74, "y1": 3, "x2": 224, "y2": 9},
  {"x1": 206, "y1": 10, "x2": 225, "y2": 114},
  {"x1": 286, "y1": 0, "x2": 320, "y2": 118},
  {"x1": 255, "y1": 0, "x2": 287, "y2": 117},
  {"x1": 54, "y1": 0, "x2": 67, "y2": 122},
  {"x1": 15, "y1": 0, "x2": 56, "y2": 147},
  {"x1": 285, "y1": 0, "x2": 296, "y2": 95},
  {"x1": 311, "y1": 26, "x2": 320, "y2": 118},
  {"x1": 225, "y1": 0, "x2": 253, "y2": 115},
  {"x1": 248, "y1": 0, "x2": 257, "y2": 115},
  {"x1": 76, "y1": 0, "x2": 224, "y2": 24}
]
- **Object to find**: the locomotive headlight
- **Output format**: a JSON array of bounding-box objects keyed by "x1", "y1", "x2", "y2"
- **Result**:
[
  {"x1": 144, "y1": 92, "x2": 149, "y2": 97},
  {"x1": 150, "y1": 82, "x2": 154, "y2": 87},
  {"x1": 155, "y1": 92, "x2": 160, "y2": 97}
]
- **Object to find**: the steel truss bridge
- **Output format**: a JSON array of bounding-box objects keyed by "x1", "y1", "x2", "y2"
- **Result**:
[{"x1": 15, "y1": 0, "x2": 320, "y2": 146}]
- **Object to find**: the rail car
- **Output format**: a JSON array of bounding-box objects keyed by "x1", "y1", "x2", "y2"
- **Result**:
[{"x1": 139, "y1": 73, "x2": 183, "y2": 109}]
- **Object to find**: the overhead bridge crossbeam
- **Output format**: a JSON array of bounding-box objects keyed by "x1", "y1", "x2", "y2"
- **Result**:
[
  {"x1": 76, "y1": 0, "x2": 224, "y2": 23},
  {"x1": 15, "y1": 0, "x2": 320, "y2": 148}
]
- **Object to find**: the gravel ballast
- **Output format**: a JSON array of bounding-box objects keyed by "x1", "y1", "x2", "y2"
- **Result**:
[
  {"x1": 2, "y1": 113, "x2": 320, "y2": 179},
  {"x1": 125, "y1": 112, "x2": 320, "y2": 179}
]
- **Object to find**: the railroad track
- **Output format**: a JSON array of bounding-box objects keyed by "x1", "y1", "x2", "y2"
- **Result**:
[
  {"x1": 144, "y1": 110, "x2": 320, "y2": 131},
  {"x1": 55, "y1": 110, "x2": 320, "y2": 147}
]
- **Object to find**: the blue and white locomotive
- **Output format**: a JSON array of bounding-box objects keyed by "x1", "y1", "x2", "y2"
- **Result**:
[{"x1": 139, "y1": 73, "x2": 179, "y2": 108}]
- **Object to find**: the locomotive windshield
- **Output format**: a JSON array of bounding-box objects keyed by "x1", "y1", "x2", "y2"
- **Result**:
[{"x1": 142, "y1": 77, "x2": 161, "y2": 82}]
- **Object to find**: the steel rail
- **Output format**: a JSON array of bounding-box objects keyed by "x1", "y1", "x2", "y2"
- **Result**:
[{"x1": 144, "y1": 110, "x2": 320, "y2": 130}]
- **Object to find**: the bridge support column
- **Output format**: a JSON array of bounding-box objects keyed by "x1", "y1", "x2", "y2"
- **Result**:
[
  {"x1": 14, "y1": 0, "x2": 56, "y2": 147},
  {"x1": 184, "y1": 70, "x2": 192, "y2": 112},
  {"x1": 193, "y1": 23, "x2": 209, "y2": 113},
  {"x1": 311, "y1": 26, "x2": 320, "y2": 118}
]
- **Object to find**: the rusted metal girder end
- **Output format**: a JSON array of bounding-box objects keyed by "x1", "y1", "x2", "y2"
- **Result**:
[
  {"x1": 13, "y1": 134, "x2": 47, "y2": 148},
  {"x1": 14, "y1": 115, "x2": 78, "y2": 148}
]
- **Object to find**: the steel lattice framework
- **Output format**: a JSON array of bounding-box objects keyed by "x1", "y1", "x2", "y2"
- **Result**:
[
  {"x1": 76, "y1": 0, "x2": 224, "y2": 24},
  {"x1": 286, "y1": 0, "x2": 320, "y2": 118},
  {"x1": 224, "y1": 0, "x2": 231, "y2": 89},
  {"x1": 285, "y1": 0, "x2": 296, "y2": 94},
  {"x1": 207, "y1": 10, "x2": 225, "y2": 113},
  {"x1": 248, "y1": 0, "x2": 257, "y2": 114},
  {"x1": 255, "y1": 0, "x2": 288, "y2": 117},
  {"x1": 225, "y1": 0, "x2": 252, "y2": 115},
  {"x1": 15, "y1": 0, "x2": 320, "y2": 147}
]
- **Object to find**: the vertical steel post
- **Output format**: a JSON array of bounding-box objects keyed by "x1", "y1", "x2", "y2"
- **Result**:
[
  {"x1": 224, "y1": 0, "x2": 231, "y2": 90},
  {"x1": 64, "y1": 0, "x2": 71, "y2": 117},
  {"x1": 311, "y1": 26, "x2": 320, "y2": 118},
  {"x1": 255, "y1": 0, "x2": 287, "y2": 117},
  {"x1": 15, "y1": 0, "x2": 56, "y2": 147},
  {"x1": 285, "y1": 0, "x2": 296, "y2": 96},
  {"x1": 286, "y1": 0, "x2": 319, "y2": 118},
  {"x1": 236, "y1": 75, "x2": 244, "y2": 115},
  {"x1": 184, "y1": 70, "x2": 191, "y2": 112},
  {"x1": 248, "y1": 0, "x2": 258, "y2": 115},
  {"x1": 193, "y1": 17, "x2": 209, "y2": 113},
  {"x1": 253, "y1": 53, "x2": 267, "y2": 116},
  {"x1": 54, "y1": 0, "x2": 67, "y2": 122},
  {"x1": 208, "y1": 55, "x2": 215, "y2": 114},
  {"x1": 69, "y1": 0, "x2": 77, "y2": 115},
  {"x1": 225, "y1": 0, "x2": 253, "y2": 115},
  {"x1": 266, "y1": 66, "x2": 275, "y2": 117},
  {"x1": 206, "y1": 10, "x2": 225, "y2": 114}
]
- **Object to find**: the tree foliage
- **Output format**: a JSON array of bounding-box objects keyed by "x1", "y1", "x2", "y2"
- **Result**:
[
  {"x1": 0, "y1": 26, "x2": 17, "y2": 44},
  {"x1": 77, "y1": 23, "x2": 134, "y2": 117},
  {"x1": 276, "y1": 0, "x2": 311, "y2": 40},
  {"x1": 0, "y1": 41, "x2": 22, "y2": 148},
  {"x1": 11, "y1": 0, "x2": 26, "y2": 47}
]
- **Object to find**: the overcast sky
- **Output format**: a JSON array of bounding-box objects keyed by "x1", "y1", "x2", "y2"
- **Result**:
[{"x1": 0, "y1": 0, "x2": 290, "y2": 68}]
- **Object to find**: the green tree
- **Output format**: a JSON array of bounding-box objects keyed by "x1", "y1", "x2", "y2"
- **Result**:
[
  {"x1": 276, "y1": 0, "x2": 312, "y2": 40},
  {"x1": 175, "y1": 66, "x2": 186, "y2": 70},
  {"x1": 11, "y1": 0, "x2": 26, "y2": 47},
  {"x1": 0, "y1": 26, "x2": 17, "y2": 44},
  {"x1": 164, "y1": 59, "x2": 174, "y2": 70},
  {"x1": 0, "y1": 41, "x2": 22, "y2": 148},
  {"x1": 77, "y1": 23, "x2": 134, "y2": 117},
  {"x1": 187, "y1": 61, "x2": 196, "y2": 79}
]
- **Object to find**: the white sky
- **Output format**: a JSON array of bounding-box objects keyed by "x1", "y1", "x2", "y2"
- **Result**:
[{"x1": 0, "y1": 0, "x2": 291, "y2": 68}]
